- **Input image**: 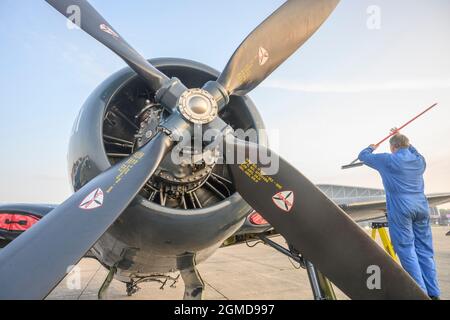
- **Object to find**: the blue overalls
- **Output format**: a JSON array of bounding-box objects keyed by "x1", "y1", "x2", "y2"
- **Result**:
[{"x1": 359, "y1": 145, "x2": 440, "y2": 297}]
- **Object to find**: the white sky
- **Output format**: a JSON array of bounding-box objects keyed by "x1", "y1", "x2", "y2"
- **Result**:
[{"x1": 0, "y1": 0, "x2": 449, "y2": 208}]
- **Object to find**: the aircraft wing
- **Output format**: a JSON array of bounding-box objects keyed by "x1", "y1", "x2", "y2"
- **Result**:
[
  {"x1": 341, "y1": 193, "x2": 450, "y2": 222},
  {"x1": 224, "y1": 193, "x2": 450, "y2": 247},
  {"x1": 0, "y1": 204, "x2": 56, "y2": 247},
  {"x1": 0, "y1": 203, "x2": 98, "y2": 261}
]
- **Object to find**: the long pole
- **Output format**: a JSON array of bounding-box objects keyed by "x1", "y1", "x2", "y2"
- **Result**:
[
  {"x1": 373, "y1": 102, "x2": 438, "y2": 147},
  {"x1": 342, "y1": 102, "x2": 438, "y2": 169}
]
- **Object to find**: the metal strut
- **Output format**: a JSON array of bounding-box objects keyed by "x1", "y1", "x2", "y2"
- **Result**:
[
  {"x1": 304, "y1": 260, "x2": 337, "y2": 300},
  {"x1": 98, "y1": 265, "x2": 117, "y2": 300},
  {"x1": 258, "y1": 235, "x2": 336, "y2": 300},
  {"x1": 177, "y1": 253, "x2": 205, "y2": 300}
]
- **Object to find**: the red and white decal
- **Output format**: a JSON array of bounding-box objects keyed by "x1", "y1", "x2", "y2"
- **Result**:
[
  {"x1": 0, "y1": 213, "x2": 40, "y2": 232},
  {"x1": 249, "y1": 211, "x2": 269, "y2": 225},
  {"x1": 258, "y1": 46, "x2": 269, "y2": 66},
  {"x1": 272, "y1": 191, "x2": 294, "y2": 212},
  {"x1": 100, "y1": 24, "x2": 119, "y2": 38},
  {"x1": 79, "y1": 188, "x2": 104, "y2": 210}
]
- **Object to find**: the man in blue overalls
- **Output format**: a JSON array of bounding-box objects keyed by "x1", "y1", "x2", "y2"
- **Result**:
[{"x1": 359, "y1": 133, "x2": 440, "y2": 299}]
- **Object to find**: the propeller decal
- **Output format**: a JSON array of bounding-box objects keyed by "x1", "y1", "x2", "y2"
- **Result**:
[
  {"x1": 79, "y1": 188, "x2": 104, "y2": 210},
  {"x1": 258, "y1": 47, "x2": 269, "y2": 66},
  {"x1": 99, "y1": 24, "x2": 119, "y2": 39},
  {"x1": 272, "y1": 191, "x2": 295, "y2": 213}
]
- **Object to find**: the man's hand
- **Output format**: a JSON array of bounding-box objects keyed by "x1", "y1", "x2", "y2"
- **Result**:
[
  {"x1": 390, "y1": 127, "x2": 399, "y2": 134},
  {"x1": 370, "y1": 144, "x2": 378, "y2": 150}
]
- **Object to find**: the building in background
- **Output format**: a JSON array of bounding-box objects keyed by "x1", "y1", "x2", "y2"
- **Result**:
[
  {"x1": 438, "y1": 209, "x2": 450, "y2": 226},
  {"x1": 317, "y1": 184, "x2": 444, "y2": 226},
  {"x1": 318, "y1": 185, "x2": 386, "y2": 205}
]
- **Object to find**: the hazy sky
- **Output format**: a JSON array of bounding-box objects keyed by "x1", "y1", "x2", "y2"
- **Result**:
[{"x1": 0, "y1": 0, "x2": 449, "y2": 206}]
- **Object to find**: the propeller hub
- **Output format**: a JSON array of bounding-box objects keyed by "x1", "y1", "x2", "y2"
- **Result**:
[{"x1": 178, "y1": 89, "x2": 218, "y2": 124}]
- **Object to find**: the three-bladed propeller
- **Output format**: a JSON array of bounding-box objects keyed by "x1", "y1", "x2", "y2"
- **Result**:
[{"x1": 0, "y1": 0, "x2": 429, "y2": 300}]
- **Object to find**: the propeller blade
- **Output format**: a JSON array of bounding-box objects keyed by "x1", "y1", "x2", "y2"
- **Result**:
[
  {"x1": 45, "y1": 0, "x2": 168, "y2": 91},
  {"x1": 217, "y1": 0, "x2": 339, "y2": 96},
  {"x1": 0, "y1": 133, "x2": 172, "y2": 299},
  {"x1": 224, "y1": 136, "x2": 429, "y2": 299}
]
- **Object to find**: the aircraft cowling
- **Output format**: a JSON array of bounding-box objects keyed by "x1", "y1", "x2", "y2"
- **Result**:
[{"x1": 67, "y1": 58, "x2": 267, "y2": 274}]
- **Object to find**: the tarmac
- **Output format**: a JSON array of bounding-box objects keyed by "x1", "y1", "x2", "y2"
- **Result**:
[{"x1": 47, "y1": 226, "x2": 450, "y2": 300}]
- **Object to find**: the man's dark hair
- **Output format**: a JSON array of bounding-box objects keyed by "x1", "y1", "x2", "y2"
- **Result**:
[{"x1": 389, "y1": 133, "x2": 410, "y2": 149}]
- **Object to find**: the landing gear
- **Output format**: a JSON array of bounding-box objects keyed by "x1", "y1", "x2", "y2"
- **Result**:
[
  {"x1": 125, "y1": 274, "x2": 180, "y2": 297},
  {"x1": 304, "y1": 260, "x2": 336, "y2": 300},
  {"x1": 98, "y1": 265, "x2": 117, "y2": 300},
  {"x1": 177, "y1": 253, "x2": 205, "y2": 300},
  {"x1": 98, "y1": 253, "x2": 205, "y2": 300},
  {"x1": 258, "y1": 235, "x2": 336, "y2": 300},
  {"x1": 179, "y1": 267, "x2": 204, "y2": 300}
]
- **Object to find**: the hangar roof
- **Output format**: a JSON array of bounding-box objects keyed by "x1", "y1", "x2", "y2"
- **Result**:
[{"x1": 317, "y1": 184, "x2": 385, "y2": 205}]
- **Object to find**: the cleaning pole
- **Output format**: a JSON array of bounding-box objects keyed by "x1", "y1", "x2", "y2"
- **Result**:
[{"x1": 342, "y1": 103, "x2": 438, "y2": 170}]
